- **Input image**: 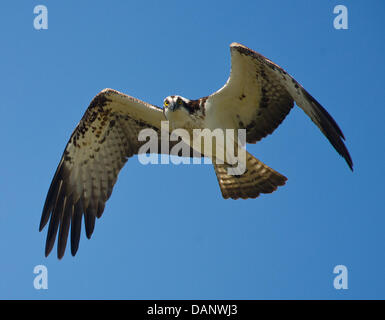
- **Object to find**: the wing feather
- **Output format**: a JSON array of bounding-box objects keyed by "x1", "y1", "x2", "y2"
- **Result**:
[
  {"x1": 40, "y1": 88, "x2": 189, "y2": 258},
  {"x1": 207, "y1": 43, "x2": 353, "y2": 170}
]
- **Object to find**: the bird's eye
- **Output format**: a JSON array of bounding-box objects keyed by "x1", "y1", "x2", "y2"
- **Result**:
[
  {"x1": 164, "y1": 100, "x2": 169, "y2": 107},
  {"x1": 178, "y1": 99, "x2": 182, "y2": 105}
]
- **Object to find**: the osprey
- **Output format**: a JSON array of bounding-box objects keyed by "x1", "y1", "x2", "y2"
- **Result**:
[{"x1": 40, "y1": 43, "x2": 353, "y2": 258}]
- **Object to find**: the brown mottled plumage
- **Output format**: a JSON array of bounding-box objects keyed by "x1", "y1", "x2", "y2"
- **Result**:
[{"x1": 40, "y1": 89, "x2": 196, "y2": 258}]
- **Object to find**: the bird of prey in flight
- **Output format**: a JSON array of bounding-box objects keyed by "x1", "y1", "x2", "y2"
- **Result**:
[{"x1": 40, "y1": 42, "x2": 353, "y2": 258}]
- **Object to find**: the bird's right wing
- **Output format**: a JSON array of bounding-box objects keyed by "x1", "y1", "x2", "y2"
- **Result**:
[{"x1": 40, "y1": 89, "x2": 173, "y2": 258}]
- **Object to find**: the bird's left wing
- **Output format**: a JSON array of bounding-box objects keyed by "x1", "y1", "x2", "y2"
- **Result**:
[
  {"x1": 40, "y1": 89, "x2": 169, "y2": 258},
  {"x1": 206, "y1": 43, "x2": 353, "y2": 170}
]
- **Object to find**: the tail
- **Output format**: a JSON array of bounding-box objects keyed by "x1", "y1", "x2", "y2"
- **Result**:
[{"x1": 213, "y1": 151, "x2": 287, "y2": 199}]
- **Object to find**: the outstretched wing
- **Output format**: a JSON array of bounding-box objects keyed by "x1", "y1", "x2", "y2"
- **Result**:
[
  {"x1": 40, "y1": 89, "x2": 171, "y2": 258},
  {"x1": 207, "y1": 43, "x2": 353, "y2": 170}
]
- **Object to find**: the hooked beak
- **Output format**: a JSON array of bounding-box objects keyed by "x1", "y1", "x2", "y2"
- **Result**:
[{"x1": 169, "y1": 103, "x2": 179, "y2": 112}]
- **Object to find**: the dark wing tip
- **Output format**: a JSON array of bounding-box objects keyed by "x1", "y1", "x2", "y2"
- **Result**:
[
  {"x1": 300, "y1": 88, "x2": 353, "y2": 171},
  {"x1": 339, "y1": 143, "x2": 353, "y2": 171},
  {"x1": 39, "y1": 160, "x2": 66, "y2": 232},
  {"x1": 302, "y1": 89, "x2": 345, "y2": 140},
  {"x1": 346, "y1": 153, "x2": 354, "y2": 171}
]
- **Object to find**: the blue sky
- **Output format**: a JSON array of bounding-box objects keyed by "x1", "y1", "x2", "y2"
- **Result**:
[{"x1": 0, "y1": 1, "x2": 384, "y2": 299}]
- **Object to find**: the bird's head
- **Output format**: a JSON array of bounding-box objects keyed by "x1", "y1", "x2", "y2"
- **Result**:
[
  {"x1": 163, "y1": 95, "x2": 192, "y2": 122},
  {"x1": 163, "y1": 95, "x2": 191, "y2": 112}
]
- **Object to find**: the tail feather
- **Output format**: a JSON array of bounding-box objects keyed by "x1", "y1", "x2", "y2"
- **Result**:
[{"x1": 213, "y1": 152, "x2": 287, "y2": 199}]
